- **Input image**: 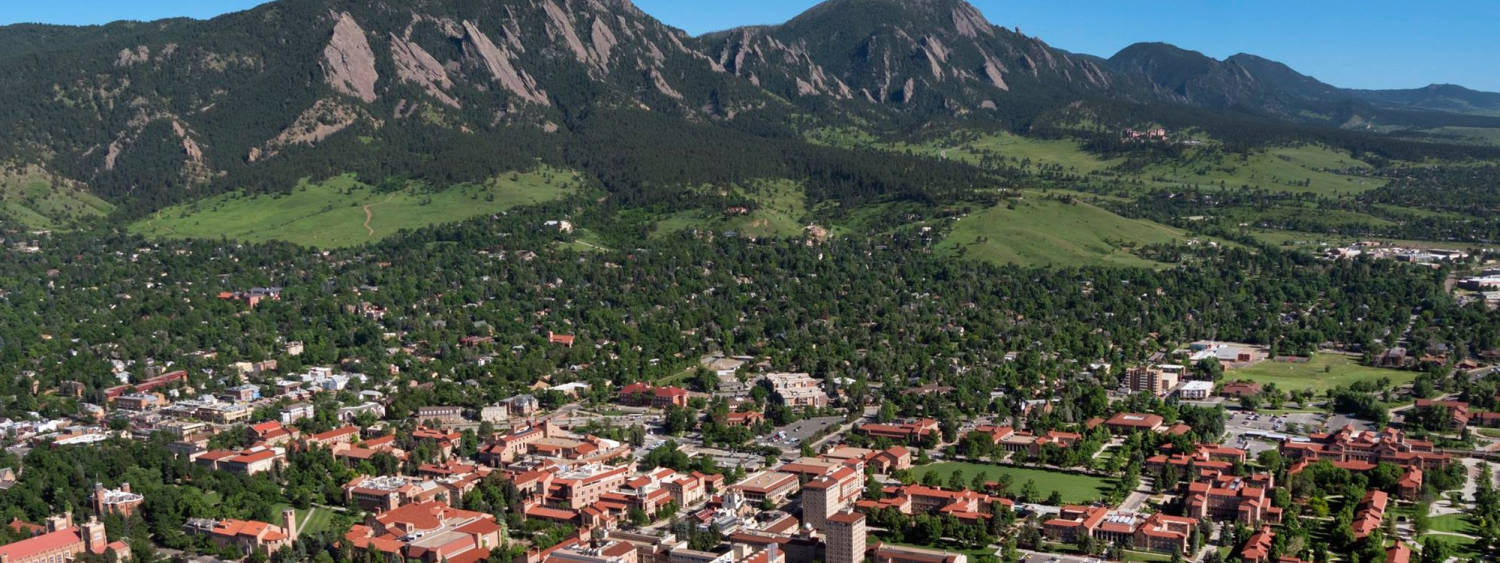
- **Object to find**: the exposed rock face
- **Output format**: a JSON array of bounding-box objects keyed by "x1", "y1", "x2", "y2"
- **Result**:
[
  {"x1": 252, "y1": 98, "x2": 376, "y2": 161},
  {"x1": 538, "y1": 0, "x2": 621, "y2": 75},
  {"x1": 321, "y1": 12, "x2": 380, "y2": 103},
  {"x1": 710, "y1": 29, "x2": 852, "y2": 100},
  {"x1": 651, "y1": 69, "x2": 683, "y2": 99},
  {"x1": 116, "y1": 46, "x2": 151, "y2": 67},
  {"x1": 461, "y1": 20, "x2": 550, "y2": 106},
  {"x1": 541, "y1": 0, "x2": 592, "y2": 66},
  {"x1": 170, "y1": 120, "x2": 205, "y2": 164},
  {"x1": 1077, "y1": 60, "x2": 1111, "y2": 89},
  {"x1": 692, "y1": 0, "x2": 1124, "y2": 115},
  {"x1": 590, "y1": 17, "x2": 619, "y2": 67},
  {"x1": 950, "y1": 3, "x2": 994, "y2": 38},
  {"x1": 170, "y1": 120, "x2": 212, "y2": 181},
  {"x1": 981, "y1": 52, "x2": 1009, "y2": 91},
  {"x1": 104, "y1": 137, "x2": 125, "y2": 171},
  {"x1": 390, "y1": 34, "x2": 460, "y2": 108}
]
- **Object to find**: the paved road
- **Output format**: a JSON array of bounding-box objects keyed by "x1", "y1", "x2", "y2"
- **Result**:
[{"x1": 1118, "y1": 477, "x2": 1156, "y2": 513}]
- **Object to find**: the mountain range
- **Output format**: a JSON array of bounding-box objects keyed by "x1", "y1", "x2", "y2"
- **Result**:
[{"x1": 0, "y1": 0, "x2": 1497, "y2": 219}]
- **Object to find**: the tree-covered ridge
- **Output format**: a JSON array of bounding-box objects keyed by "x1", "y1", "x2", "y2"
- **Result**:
[{"x1": 0, "y1": 0, "x2": 1497, "y2": 229}]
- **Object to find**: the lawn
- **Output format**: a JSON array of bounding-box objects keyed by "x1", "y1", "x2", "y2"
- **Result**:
[
  {"x1": 1426, "y1": 513, "x2": 1478, "y2": 535},
  {"x1": 938, "y1": 196, "x2": 1191, "y2": 268},
  {"x1": 912, "y1": 462, "x2": 1113, "y2": 504},
  {"x1": 1120, "y1": 550, "x2": 1174, "y2": 563},
  {"x1": 131, "y1": 167, "x2": 577, "y2": 248},
  {"x1": 870, "y1": 536, "x2": 995, "y2": 559},
  {"x1": 1228, "y1": 354, "x2": 1415, "y2": 393},
  {"x1": 298, "y1": 507, "x2": 334, "y2": 535},
  {"x1": 1090, "y1": 447, "x2": 1119, "y2": 471},
  {"x1": 271, "y1": 504, "x2": 334, "y2": 536},
  {"x1": 1420, "y1": 533, "x2": 1481, "y2": 559}
]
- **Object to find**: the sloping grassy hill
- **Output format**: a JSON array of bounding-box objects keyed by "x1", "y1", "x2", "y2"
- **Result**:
[
  {"x1": 131, "y1": 168, "x2": 576, "y2": 248},
  {"x1": 1423, "y1": 126, "x2": 1500, "y2": 146},
  {"x1": 938, "y1": 196, "x2": 1191, "y2": 268},
  {"x1": 810, "y1": 128, "x2": 1122, "y2": 175},
  {"x1": 647, "y1": 179, "x2": 810, "y2": 239},
  {"x1": 0, "y1": 168, "x2": 114, "y2": 228},
  {"x1": 1143, "y1": 145, "x2": 1383, "y2": 196},
  {"x1": 813, "y1": 128, "x2": 1381, "y2": 197},
  {"x1": 921, "y1": 132, "x2": 1123, "y2": 175}
]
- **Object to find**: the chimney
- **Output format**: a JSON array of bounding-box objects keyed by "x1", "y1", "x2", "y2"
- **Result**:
[
  {"x1": 121, "y1": 482, "x2": 130, "y2": 493},
  {"x1": 282, "y1": 508, "x2": 298, "y2": 540}
]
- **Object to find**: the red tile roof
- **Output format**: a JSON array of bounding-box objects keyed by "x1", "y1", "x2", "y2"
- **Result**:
[{"x1": 0, "y1": 527, "x2": 84, "y2": 561}]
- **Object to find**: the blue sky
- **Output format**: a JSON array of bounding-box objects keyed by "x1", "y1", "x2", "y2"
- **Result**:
[{"x1": 4, "y1": 0, "x2": 1496, "y2": 92}]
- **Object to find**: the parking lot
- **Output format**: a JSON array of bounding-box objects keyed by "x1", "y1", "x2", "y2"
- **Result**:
[
  {"x1": 1224, "y1": 411, "x2": 1306, "y2": 456},
  {"x1": 1020, "y1": 551, "x2": 1096, "y2": 563},
  {"x1": 770, "y1": 416, "x2": 845, "y2": 449}
]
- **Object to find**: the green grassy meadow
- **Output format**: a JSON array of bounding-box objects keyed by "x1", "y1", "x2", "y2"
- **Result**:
[
  {"x1": 131, "y1": 168, "x2": 576, "y2": 248},
  {"x1": 912, "y1": 462, "x2": 1113, "y2": 504},
  {"x1": 1142, "y1": 145, "x2": 1383, "y2": 196},
  {"x1": 918, "y1": 132, "x2": 1123, "y2": 175},
  {"x1": 1227, "y1": 354, "x2": 1416, "y2": 393},
  {"x1": 649, "y1": 179, "x2": 809, "y2": 239},
  {"x1": 0, "y1": 170, "x2": 115, "y2": 228},
  {"x1": 1424, "y1": 126, "x2": 1500, "y2": 146},
  {"x1": 938, "y1": 196, "x2": 1191, "y2": 268}
]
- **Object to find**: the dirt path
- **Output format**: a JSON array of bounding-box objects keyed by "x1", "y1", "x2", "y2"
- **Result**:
[
  {"x1": 362, "y1": 194, "x2": 398, "y2": 237},
  {"x1": 144, "y1": 212, "x2": 176, "y2": 235}
]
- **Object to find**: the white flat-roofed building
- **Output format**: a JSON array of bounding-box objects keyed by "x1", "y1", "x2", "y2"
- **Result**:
[{"x1": 1179, "y1": 381, "x2": 1215, "y2": 400}]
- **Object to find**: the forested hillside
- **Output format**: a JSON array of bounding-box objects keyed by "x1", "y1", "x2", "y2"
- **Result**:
[{"x1": 0, "y1": 0, "x2": 1498, "y2": 252}]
